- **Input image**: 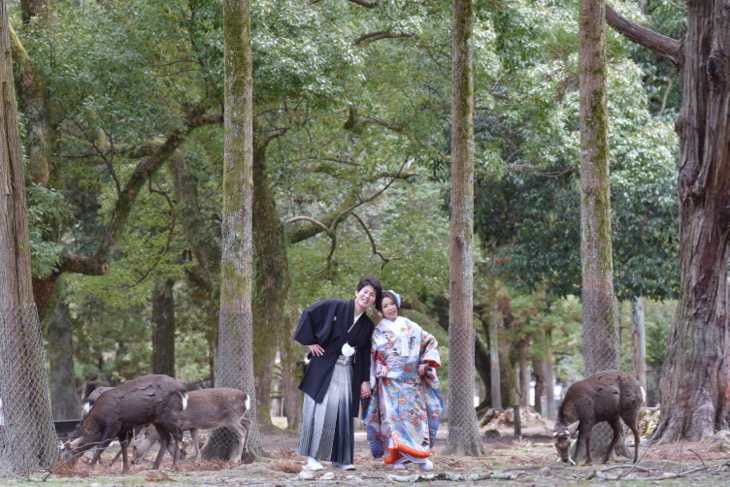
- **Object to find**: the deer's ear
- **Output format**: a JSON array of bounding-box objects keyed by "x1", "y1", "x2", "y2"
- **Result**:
[{"x1": 567, "y1": 421, "x2": 580, "y2": 435}]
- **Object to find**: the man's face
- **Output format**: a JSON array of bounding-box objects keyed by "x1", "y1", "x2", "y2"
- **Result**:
[{"x1": 355, "y1": 285, "x2": 377, "y2": 312}]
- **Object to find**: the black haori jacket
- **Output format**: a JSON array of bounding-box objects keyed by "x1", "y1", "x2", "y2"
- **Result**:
[{"x1": 294, "y1": 298, "x2": 374, "y2": 418}]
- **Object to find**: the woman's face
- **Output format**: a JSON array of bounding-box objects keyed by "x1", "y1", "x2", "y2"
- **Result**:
[
  {"x1": 381, "y1": 296, "x2": 399, "y2": 321},
  {"x1": 355, "y1": 285, "x2": 378, "y2": 313}
]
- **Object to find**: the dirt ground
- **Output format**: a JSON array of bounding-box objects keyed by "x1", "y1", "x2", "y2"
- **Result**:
[{"x1": 14, "y1": 416, "x2": 730, "y2": 486}]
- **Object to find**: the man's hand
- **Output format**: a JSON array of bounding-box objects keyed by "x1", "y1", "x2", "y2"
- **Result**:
[
  {"x1": 309, "y1": 344, "x2": 325, "y2": 356},
  {"x1": 361, "y1": 381, "x2": 371, "y2": 399}
]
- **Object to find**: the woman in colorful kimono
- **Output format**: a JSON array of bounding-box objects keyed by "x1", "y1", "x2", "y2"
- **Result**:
[
  {"x1": 364, "y1": 289, "x2": 443, "y2": 471},
  {"x1": 295, "y1": 277, "x2": 382, "y2": 471}
]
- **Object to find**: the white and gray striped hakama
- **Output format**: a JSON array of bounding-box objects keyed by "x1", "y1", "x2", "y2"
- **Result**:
[{"x1": 299, "y1": 355, "x2": 355, "y2": 464}]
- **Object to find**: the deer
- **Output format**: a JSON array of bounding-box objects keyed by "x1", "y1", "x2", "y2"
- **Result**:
[
  {"x1": 553, "y1": 370, "x2": 643, "y2": 466},
  {"x1": 62, "y1": 374, "x2": 188, "y2": 474},
  {"x1": 132, "y1": 387, "x2": 251, "y2": 464}
]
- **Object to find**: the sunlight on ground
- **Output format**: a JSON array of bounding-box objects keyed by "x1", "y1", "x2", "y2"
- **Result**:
[{"x1": 272, "y1": 416, "x2": 288, "y2": 429}]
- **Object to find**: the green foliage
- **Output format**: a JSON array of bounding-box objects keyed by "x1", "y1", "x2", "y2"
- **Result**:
[
  {"x1": 473, "y1": 0, "x2": 679, "y2": 301},
  {"x1": 26, "y1": 184, "x2": 68, "y2": 277}
]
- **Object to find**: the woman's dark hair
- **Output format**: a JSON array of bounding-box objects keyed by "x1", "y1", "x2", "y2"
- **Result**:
[
  {"x1": 377, "y1": 290, "x2": 400, "y2": 313},
  {"x1": 357, "y1": 277, "x2": 382, "y2": 309}
]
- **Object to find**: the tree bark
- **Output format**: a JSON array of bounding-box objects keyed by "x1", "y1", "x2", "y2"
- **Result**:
[
  {"x1": 251, "y1": 140, "x2": 290, "y2": 431},
  {"x1": 203, "y1": 0, "x2": 261, "y2": 462},
  {"x1": 607, "y1": 1, "x2": 730, "y2": 442},
  {"x1": 443, "y1": 0, "x2": 482, "y2": 457},
  {"x1": 578, "y1": 0, "x2": 620, "y2": 462},
  {"x1": 579, "y1": 0, "x2": 619, "y2": 375},
  {"x1": 152, "y1": 279, "x2": 176, "y2": 377},
  {"x1": 0, "y1": 0, "x2": 57, "y2": 467}
]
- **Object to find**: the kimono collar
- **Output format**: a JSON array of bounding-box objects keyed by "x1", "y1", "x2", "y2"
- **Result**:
[{"x1": 380, "y1": 316, "x2": 410, "y2": 354}]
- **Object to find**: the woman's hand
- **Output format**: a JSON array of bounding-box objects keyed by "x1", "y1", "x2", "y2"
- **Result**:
[
  {"x1": 418, "y1": 364, "x2": 429, "y2": 376},
  {"x1": 309, "y1": 344, "x2": 325, "y2": 356},
  {"x1": 361, "y1": 381, "x2": 372, "y2": 399}
]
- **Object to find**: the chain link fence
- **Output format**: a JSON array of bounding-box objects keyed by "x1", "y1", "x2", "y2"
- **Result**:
[
  {"x1": 445, "y1": 327, "x2": 483, "y2": 454},
  {"x1": 201, "y1": 309, "x2": 259, "y2": 460},
  {"x1": 579, "y1": 287, "x2": 626, "y2": 461},
  {"x1": 0, "y1": 304, "x2": 59, "y2": 477}
]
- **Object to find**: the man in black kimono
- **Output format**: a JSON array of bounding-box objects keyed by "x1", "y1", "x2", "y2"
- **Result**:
[{"x1": 294, "y1": 277, "x2": 382, "y2": 470}]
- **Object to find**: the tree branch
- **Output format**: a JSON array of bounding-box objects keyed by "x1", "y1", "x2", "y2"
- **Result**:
[
  {"x1": 93, "y1": 106, "x2": 213, "y2": 265},
  {"x1": 351, "y1": 212, "x2": 390, "y2": 266},
  {"x1": 286, "y1": 158, "x2": 412, "y2": 244},
  {"x1": 345, "y1": 0, "x2": 377, "y2": 8},
  {"x1": 606, "y1": 5, "x2": 682, "y2": 68},
  {"x1": 354, "y1": 31, "x2": 413, "y2": 46}
]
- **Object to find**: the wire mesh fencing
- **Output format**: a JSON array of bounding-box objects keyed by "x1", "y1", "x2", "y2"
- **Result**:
[
  {"x1": 445, "y1": 327, "x2": 483, "y2": 454},
  {"x1": 202, "y1": 309, "x2": 259, "y2": 460},
  {"x1": 579, "y1": 287, "x2": 626, "y2": 461},
  {"x1": 0, "y1": 304, "x2": 59, "y2": 477}
]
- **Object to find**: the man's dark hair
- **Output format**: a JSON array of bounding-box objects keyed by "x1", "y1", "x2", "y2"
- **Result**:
[{"x1": 357, "y1": 277, "x2": 382, "y2": 309}]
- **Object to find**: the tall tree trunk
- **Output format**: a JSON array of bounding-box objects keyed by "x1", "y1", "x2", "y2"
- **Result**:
[
  {"x1": 532, "y1": 351, "x2": 546, "y2": 415},
  {"x1": 251, "y1": 142, "x2": 290, "y2": 431},
  {"x1": 48, "y1": 297, "x2": 79, "y2": 419},
  {"x1": 203, "y1": 0, "x2": 261, "y2": 462},
  {"x1": 168, "y1": 155, "x2": 221, "y2": 382},
  {"x1": 281, "y1": 308, "x2": 302, "y2": 430},
  {"x1": 606, "y1": 0, "x2": 730, "y2": 443},
  {"x1": 0, "y1": 0, "x2": 57, "y2": 467},
  {"x1": 444, "y1": 0, "x2": 482, "y2": 457},
  {"x1": 152, "y1": 279, "x2": 176, "y2": 377},
  {"x1": 488, "y1": 275, "x2": 502, "y2": 410},
  {"x1": 517, "y1": 340, "x2": 529, "y2": 408},
  {"x1": 544, "y1": 328, "x2": 556, "y2": 420},
  {"x1": 579, "y1": 0, "x2": 620, "y2": 462},
  {"x1": 579, "y1": 0, "x2": 619, "y2": 376},
  {"x1": 657, "y1": 2, "x2": 730, "y2": 440},
  {"x1": 631, "y1": 297, "x2": 647, "y2": 403}
]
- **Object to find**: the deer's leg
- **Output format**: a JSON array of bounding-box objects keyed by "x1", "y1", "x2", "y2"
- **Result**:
[
  {"x1": 89, "y1": 433, "x2": 112, "y2": 468},
  {"x1": 119, "y1": 432, "x2": 130, "y2": 474},
  {"x1": 621, "y1": 410, "x2": 642, "y2": 464},
  {"x1": 190, "y1": 429, "x2": 201, "y2": 463},
  {"x1": 580, "y1": 423, "x2": 593, "y2": 466},
  {"x1": 152, "y1": 426, "x2": 169, "y2": 470},
  {"x1": 603, "y1": 418, "x2": 622, "y2": 464},
  {"x1": 241, "y1": 418, "x2": 252, "y2": 453}
]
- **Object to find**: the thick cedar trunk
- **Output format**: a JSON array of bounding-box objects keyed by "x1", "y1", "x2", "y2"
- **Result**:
[
  {"x1": 0, "y1": 0, "x2": 57, "y2": 466},
  {"x1": 48, "y1": 298, "x2": 80, "y2": 419},
  {"x1": 606, "y1": 0, "x2": 730, "y2": 442},
  {"x1": 152, "y1": 279, "x2": 176, "y2": 377},
  {"x1": 656, "y1": 1, "x2": 730, "y2": 440},
  {"x1": 444, "y1": 0, "x2": 482, "y2": 457}
]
